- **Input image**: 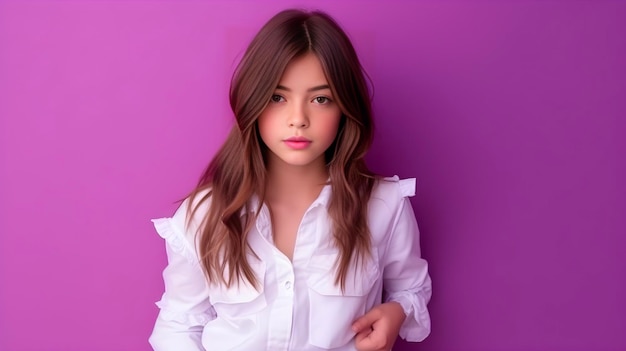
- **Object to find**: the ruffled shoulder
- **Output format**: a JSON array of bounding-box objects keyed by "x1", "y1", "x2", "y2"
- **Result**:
[
  {"x1": 395, "y1": 176, "x2": 416, "y2": 198},
  {"x1": 152, "y1": 217, "x2": 198, "y2": 265},
  {"x1": 368, "y1": 176, "x2": 416, "y2": 220},
  {"x1": 151, "y1": 190, "x2": 210, "y2": 265},
  {"x1": 376, "y1": 175, "x2": 416, "y2": 199}
]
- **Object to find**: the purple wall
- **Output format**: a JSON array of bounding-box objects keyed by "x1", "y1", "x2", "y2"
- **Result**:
[{"x1": 0, "y1": 1, "x2": 624, "y2": 350}]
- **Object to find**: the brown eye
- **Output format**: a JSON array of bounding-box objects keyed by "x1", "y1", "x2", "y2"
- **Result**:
[
  {"x1": 271, "y1": 95, "x2": 284, "y2": 103},
  {"x1": 314, "y1": 96, "x2": 330, "y2": 104}
]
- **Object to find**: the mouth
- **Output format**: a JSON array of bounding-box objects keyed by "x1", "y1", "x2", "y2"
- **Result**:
[{"x1": 283, "y1": 137, "x2": 311, "y2": 150}]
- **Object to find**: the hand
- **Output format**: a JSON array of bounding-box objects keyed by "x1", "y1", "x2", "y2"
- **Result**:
[{"x1": 351, "y1": 302, "x2": 406, "y2": 351}]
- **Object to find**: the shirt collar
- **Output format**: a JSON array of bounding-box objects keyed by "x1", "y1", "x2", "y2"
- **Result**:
[{"x1": 242, "y1": 182, "x2": 332, "y2": 217}]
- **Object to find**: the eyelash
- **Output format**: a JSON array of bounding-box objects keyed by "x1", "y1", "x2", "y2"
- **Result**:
[
  {"x1": 270, "y1": 94, "x2": 332, "y2": 104},
  {"x1": 313, "y1": 96, "x2": 331, "y2": 104},
  {"x1": 271, "y1": 94, "x2": 284, "y2": 103}
]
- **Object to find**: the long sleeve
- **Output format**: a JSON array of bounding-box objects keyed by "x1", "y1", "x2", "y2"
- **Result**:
[
  {"x1": 382, "y1": 196, "x2": 432, "y2": 342},
  {"x1": 149, "y1": 207, "x2": 215, "y2": 351}
]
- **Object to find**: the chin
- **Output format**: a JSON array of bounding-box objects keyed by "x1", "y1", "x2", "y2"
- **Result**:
[
  {"x1": 285, "y1": 161, "x2": 315, "y2": 167},
  {"x1": 280, "y1": 157, "x2": 318, "y2": 167}
]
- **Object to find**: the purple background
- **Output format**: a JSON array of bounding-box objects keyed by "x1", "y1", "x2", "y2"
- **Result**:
[{"x1": 1, "y1": 1, "x2": 624, "y2": 350}]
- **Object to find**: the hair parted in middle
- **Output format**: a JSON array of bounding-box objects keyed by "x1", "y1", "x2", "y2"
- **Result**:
[{"x1": 188, "y1": 9, "x2": 376, "y2": 291}]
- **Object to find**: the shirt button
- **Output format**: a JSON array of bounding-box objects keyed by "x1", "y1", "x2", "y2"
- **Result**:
[{"x1": 284, "y1": 281, "x2": 292, "y2": 290}]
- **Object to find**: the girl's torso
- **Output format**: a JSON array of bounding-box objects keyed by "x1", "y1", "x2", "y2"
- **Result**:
[{"x1": 171, "y1": 176, "x2": 415, "y2": 351}]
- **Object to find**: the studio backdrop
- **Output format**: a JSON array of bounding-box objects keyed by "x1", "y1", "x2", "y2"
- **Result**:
[{"x1": 0, "y1": 1, "x2": 624, "y2": 350}]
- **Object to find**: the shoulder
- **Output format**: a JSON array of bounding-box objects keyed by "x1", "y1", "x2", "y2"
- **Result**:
[
  {"x1": 367, "y1": 175, "x2": 415, "y2": 230},
  {"x1": 170, "y1": 188, "x2": 212, "y2": 237},
  {"x1": 151, "y1": 188, "x2": 211, "y2": 263},
  {"x1": 370, "y1": 175, "x2": 416, "y2": 207}
]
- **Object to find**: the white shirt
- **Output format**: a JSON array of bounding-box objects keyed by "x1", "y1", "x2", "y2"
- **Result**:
[{"x1": 149, "y1": 176, "x2": 431, "y2": 351}]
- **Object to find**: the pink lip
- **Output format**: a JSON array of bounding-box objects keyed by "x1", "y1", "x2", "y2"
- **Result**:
[{"x1": 283, "y1": 136, "x2": 311, "y2": 150}]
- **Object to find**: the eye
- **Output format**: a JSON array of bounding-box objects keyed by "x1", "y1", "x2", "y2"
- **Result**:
[
  {"x1": 313, "y1": 96, "x2": 331, "y2": 104},
  {"x1": 270, "y1": 94, "x2": 284, "y2": 103}
]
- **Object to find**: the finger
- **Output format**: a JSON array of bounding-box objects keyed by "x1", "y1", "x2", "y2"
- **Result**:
[
  {"x1": 355, "y1": 327, "x2": 373, "y2": 341},
  {"x1": 352, "y1": 309, "x2": 379, "y2": 333},
  {"x1": 354, "y1": 327, "x2": 383, "y2": 351},
  {"x1": 354, "y1": 330, "x2": 373, "y2": 351}
]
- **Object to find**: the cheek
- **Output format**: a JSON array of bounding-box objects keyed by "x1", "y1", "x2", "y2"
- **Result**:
[
  {"x1": 257, "y1": 113, "x2": 273, "y2": 143},
  {"x1": 322, "y1": 111, "x2": 341, "y2": 141}
]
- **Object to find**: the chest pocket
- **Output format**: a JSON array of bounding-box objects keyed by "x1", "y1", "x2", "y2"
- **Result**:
[
  {"x1": 202, "y1": 260, "x2": 267, "y2": 351},
  {"x1": 208, "y1": 260, "x2": 267, "y2": 318},
  {"x1": 306, "y1": 253, "x2": 380, "y2": 349}
]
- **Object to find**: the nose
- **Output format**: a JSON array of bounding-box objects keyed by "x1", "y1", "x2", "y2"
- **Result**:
[{"x1": 288, "y1": 103, "x2": 309, "y2": 128}]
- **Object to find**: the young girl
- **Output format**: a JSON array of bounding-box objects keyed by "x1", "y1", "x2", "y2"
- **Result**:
[{"x1": 149, "y1": 9, "x2": 431, "y2": 351}]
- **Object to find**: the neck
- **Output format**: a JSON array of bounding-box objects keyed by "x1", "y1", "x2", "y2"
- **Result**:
[{"x1": 264, "y1": 158, "x2": 328, "y2": 205}]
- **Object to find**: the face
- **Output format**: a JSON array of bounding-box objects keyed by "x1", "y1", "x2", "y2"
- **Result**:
[{"x1": 258, "y1": 53, "x2": 342, "y2": 171}]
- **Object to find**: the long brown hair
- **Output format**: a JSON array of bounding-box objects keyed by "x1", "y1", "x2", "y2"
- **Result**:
[{"x1": 187, "y1": 9, "x2": 375, "y2": 290}]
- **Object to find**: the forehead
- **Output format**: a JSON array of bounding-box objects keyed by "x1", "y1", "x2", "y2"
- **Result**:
[{"x1": 277, "y1": 53, "x2": 329, "y2": 87}]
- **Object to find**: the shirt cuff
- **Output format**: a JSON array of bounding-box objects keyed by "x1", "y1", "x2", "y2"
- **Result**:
[{"x1": 386, "y1": 291, "x2": 431, "y2": 342}]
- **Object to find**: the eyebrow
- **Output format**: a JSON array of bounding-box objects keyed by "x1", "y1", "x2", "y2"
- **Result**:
[{"x1": 276, "y1": 84, "x2": 330, "y2": 93}]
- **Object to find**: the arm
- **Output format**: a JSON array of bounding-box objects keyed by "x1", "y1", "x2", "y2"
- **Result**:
[
  {"x1": 351, "y1": 179, "x2": 432, "y2": 350},
  {"x1": 381, "y1": 197, "x2": 432, "y2": 342},
  {"x1": 148, "y1": 215, "x2": 215, "y2": 351}
]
